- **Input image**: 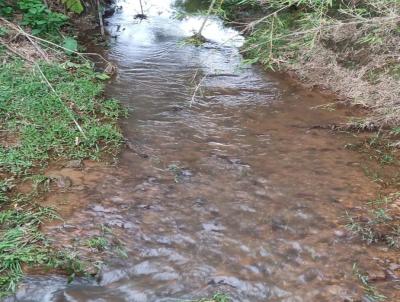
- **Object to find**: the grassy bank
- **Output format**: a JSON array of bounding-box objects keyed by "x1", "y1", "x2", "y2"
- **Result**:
[
  {"x1": 216, "y1": 1, "x2": 399, "y2": 127},
  {"x1": 0, "y1": 2, "x2": 125, "y2": 297},
  {"x1": 0, "y1": 58, "x2": 124, "y2": 298}
]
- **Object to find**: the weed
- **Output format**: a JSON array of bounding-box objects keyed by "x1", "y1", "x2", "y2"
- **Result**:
[
  {"x1": 184, "y1": 292, "x2": 230, "y2": 302},
  {"x1": 61, "y1": 0, "x2": 84, "y2": 14},
  {"x1": 366, "y1": 194, "x2": 392, "y2": 207},
  {"x1": 345, "y1": 192, "x2": 400, "y2": 249},
  {"x1": 0, "y1": 49, "x2": 124, "y2": 298},
  {"x1": 346, "y1": 213, "x2": 377, "y2": 244},
  {"x1": 353, "y1": 263, "x2": 386, "y2": 301},
  {"x1": 17, "y1": 0, "x2": 69, "y2": 35},
  {"x1": 168, "y1": 163, "x2": 193, "y2": 183},
  {"x1": 371, "y1": 208, "x2": 392, "y2": 223},
  {"x1": 388, "y1": 64, "x2": 400, "y2": 81},
  {"x1": 349, "y1": 134, "x2": 397, "y2": 167},
  {"x1": 85, "y1": 236, "x2": 109, "y2": 251},
  {"x1": 361, "y1": 166, "x2": 383, "y2": 184},
  {"x1": 181, "y1": 35, "x2": 208, "y2": 47},
  {"x1": 0, "y1": 204, "x2": 87, "y2": 297},
  {"x1": 357, "y1": 31, "x2": 384, "y2": 46},
  {"x1": 114, "y1": 245, "x2": 128, "y2": 259},
  {"x1": 84, "y1": 224, "x2": 128, "y2": 255}
]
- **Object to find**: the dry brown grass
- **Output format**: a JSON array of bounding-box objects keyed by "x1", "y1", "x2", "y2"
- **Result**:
[
  {"x1": 291, "y1": 19, "x2": 400, "y2": 127},
  {"x1": 241, "y1": 1, "x2": 400, "y2": 128}
]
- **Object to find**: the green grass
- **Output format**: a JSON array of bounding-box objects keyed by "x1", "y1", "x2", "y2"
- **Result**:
[
  {"x1": 0, "y1": 0, "x2": 127, "y2": 297},
  {"x1": 345, "y1": 193, "x2": 400, "y2": 249},
  {"x1": 0, "y1": 187, "x2": 91, "y2": 298},
  {"x1": 0, "y1": 59, "x2": 124, "y2": 175},
  {"x1": 0, "y1": 56, "x2": 126, "y2": 297}
]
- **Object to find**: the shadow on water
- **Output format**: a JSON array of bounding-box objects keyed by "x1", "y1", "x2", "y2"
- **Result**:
[{"x1": 9, "y1": 0, "x2": 400, "y2": 301}]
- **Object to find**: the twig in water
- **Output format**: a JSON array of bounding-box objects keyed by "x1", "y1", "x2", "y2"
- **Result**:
[
  {"x1": 190, "y1": 74, "x2": 208, "y2": 107},
  {"x1": 139, "y1": 0, "x2": 144, "y2": 16}
]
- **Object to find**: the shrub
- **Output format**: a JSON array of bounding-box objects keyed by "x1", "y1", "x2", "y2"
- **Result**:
[{"x1": 17, "y1": 0, "x2": 69, "y2": 35}]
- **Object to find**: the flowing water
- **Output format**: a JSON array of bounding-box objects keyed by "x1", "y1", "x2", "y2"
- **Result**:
[{"x1": 9, "y1": 0, "x2": 400, "y2": 301}]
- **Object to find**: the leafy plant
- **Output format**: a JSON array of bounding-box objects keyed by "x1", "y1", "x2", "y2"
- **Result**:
[
  {"x1": 61, "y1": 0, "x2": 84, "y2": 14},
  {"x1": 17, "y1": 0, "x2": 69, "y2": 35},
  {"x1": 62, "y1": 36, "x2": 78, "y2": 55},
  {"x1": 85, "y1": 236, "x2": 109, "y2": 251},
  {"x1": 0, "y1": 1, "x2": 14, "y2": 17}
]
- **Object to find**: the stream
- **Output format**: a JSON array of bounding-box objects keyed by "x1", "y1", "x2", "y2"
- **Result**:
[{"x1": 8, "y1": 0, "x2": 399, "y2": 301}]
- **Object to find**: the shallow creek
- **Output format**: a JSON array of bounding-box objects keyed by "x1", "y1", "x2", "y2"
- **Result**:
[{"x1": 9, "y1": 0, "x2": 400, "y2": 301}]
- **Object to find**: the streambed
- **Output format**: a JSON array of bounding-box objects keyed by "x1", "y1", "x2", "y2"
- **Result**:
[{"x1": 9, "y1": 1, "x2": 399, "y2": 301}]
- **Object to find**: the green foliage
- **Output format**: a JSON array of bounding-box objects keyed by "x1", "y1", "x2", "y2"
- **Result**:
[
  {"x1": 62, "y1": 0, "x2": 84, "y2": 14},
  {"x1": 62, "y1": 36, "x2": 78, "y2": 55},
  {"x1": 0, "y1": 2, "x2": 125, "y2": 296},
  {"x1": 17, "y1": 0, "x2": 68, "y2": 35},
  {"x1": 241, "y1": 0, "x2": 335, "y2": 69},
  {"x1": 0, "y1": 1, "x2": 14, "y2": 17}
]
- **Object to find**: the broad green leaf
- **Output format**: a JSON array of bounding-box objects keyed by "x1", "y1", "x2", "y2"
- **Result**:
[
  {"x1": 62, "y1": 37, "x2": 78, "y2": 55},
  {"x1": 62, "y1": 0, "x2": 84, "y2": 14}
]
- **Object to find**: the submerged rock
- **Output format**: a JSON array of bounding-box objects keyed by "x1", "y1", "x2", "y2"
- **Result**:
[
  {"x1": 64, "y1": 159, "x2": 83, "y2": 169},
  {"x1": 50, "y1": 175, "x2": 72, "y2": 189}
]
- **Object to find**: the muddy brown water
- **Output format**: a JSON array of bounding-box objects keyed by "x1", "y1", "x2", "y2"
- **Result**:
[{"x1": 8, "y1": 1, "x2": 400, "y2": 301}]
